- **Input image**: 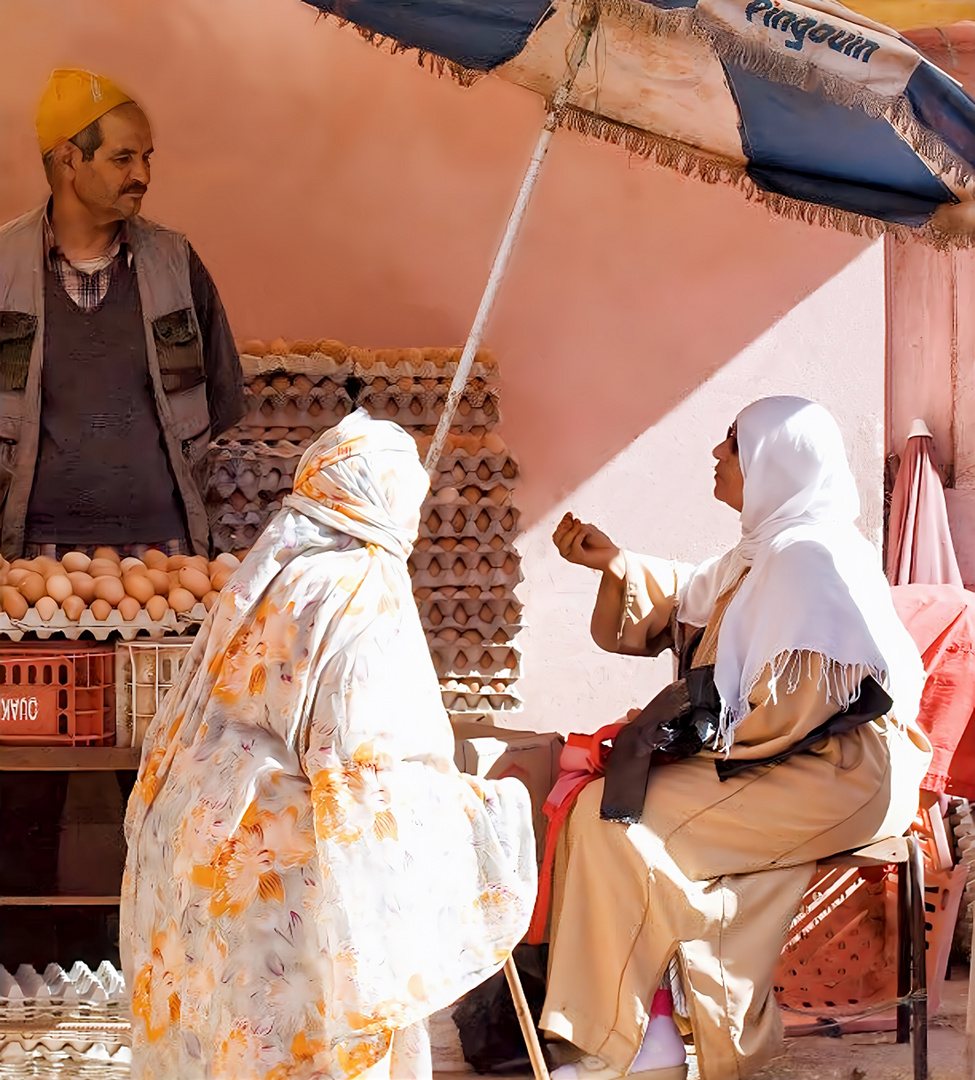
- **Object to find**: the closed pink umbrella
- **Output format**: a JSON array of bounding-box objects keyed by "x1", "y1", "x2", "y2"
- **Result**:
[{"x1": 886, "y1": 419, "x2": 963, "y2": 587}]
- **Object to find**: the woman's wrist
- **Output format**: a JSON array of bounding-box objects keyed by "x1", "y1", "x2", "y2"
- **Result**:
[{"x1": 602, "y1": 548, "x2": 626, "y2": 580}]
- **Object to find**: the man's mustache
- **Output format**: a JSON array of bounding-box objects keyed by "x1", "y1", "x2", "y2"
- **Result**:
[{"x1": 123, "y1": 184, "x2": 148, "y2": 196}]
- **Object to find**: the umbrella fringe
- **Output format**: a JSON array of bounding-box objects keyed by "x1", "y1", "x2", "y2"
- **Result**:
[
  {"x1": 561, "y1": 104, "x2": 970, "y2": 247},
  {"x1": 315, "y1": 11, "x2": 485, "y2": 86},
  {"x1": 588, "y1": 0, "x2": 975, "y2": 186},
  {"x1": 316, "y1": 3, "x2": 974, "y2": 247}
]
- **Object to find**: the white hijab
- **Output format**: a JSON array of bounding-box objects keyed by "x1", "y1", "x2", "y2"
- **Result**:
[{"x1": 678, "y1": 396, "x2": 925, "y2": 747}]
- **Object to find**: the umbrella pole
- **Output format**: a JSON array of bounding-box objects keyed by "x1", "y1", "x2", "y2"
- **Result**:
[{"x1": 423, "y1": 10, "x2": 597, "y2": 474}]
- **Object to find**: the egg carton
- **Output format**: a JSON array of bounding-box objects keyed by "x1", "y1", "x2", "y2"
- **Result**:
[
  {"x1": 421, "y1": 505, "x2": 519, "y2": 539},
  {"x1": 0, "y1": 1039, "x2": 132, "y2": 1072},
  {"x1": 0, "y1": 964, "x2": 128, "y2": 1040},
  {"x1": 444, "y1": 692, "x2": 523, "y2": 714},
  {"x1": 210, "y1": 521, "x2": 263, "y2": 551},
  {"x1": 239, "y1": 344, "x2": 498, "y2": 378},
  {"x1": 233, "y1": 399, "x2": 498, "y2": 435},
  {"x1": 434, "y1": 457, "x2": 518, "y2": 488},
  {"x1": 0, "y1": 606, "x2": 205, "y2": 643},
  {"x1": 247, "y1": 376, "x2": 498, "y2": 411},
  {"x1": 410, "y1": 548, "x2": 520, "y2": 573},
  {"x1": 431, "y1": 652, "x2": 523, "y2": 680},
  {"x1": 427, "y1": 623, "x2": 522, "y2": 644}
]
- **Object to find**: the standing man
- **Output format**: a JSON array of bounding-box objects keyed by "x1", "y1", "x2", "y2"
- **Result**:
[
  {"x1": 0, "y1": 70, "x2": 245, "y2": 961},
  {"x1": 0, "y1": 68, "x2": 245, "y2": 559}
]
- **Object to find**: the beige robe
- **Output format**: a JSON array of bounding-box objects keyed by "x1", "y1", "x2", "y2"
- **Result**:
[{"x1": 540, "y1": 555, "x2": 931, "y2": 1080}]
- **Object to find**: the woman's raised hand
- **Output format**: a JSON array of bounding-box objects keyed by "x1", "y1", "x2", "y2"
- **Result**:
[{"x1": 553, "y1": 513, "x2": 623, "y2": 573}]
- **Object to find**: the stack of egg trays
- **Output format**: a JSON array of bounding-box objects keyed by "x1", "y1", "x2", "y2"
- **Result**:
[
  {"x1": 229, "y1": 347, "x2": 500, "y2": 441},
  {"x1": 0, "y1": 961, "x2": 131, "y2": 1069},
  {"x1": 206, "y1": 343, "x2": 523, "y2": 714}
]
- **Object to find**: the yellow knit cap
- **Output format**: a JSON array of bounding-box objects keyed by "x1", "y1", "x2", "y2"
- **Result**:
[{"x1": 35, "y1": 69, "x2": 134, "y2": 156}]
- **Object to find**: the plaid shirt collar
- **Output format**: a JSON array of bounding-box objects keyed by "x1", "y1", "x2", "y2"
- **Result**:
[
  {"x1": 43, "y1": 201, "x2": 133, "y2": 312},
  {"x1": 42, "y1": 201, "x2": 132, "y2": 272}
]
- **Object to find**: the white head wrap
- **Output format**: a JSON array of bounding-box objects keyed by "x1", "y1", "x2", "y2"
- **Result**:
[{"x1": 678, "y1": 396, "x2": 925, "y2": 746}]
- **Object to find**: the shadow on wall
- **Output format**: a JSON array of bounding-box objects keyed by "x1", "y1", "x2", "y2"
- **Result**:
[{"x1": 0, "y1": 0, "x2": 870, "y2": 525}]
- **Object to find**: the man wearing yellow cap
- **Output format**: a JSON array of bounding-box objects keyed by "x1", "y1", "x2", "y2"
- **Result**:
[{"x1": 0, "y1": 69, "x2": 245, "y2": 560}]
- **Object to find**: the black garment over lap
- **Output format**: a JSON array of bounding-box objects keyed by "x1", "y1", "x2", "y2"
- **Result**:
[{"x1": 25, "y1": 258, "x2": 187, "y2": 545}]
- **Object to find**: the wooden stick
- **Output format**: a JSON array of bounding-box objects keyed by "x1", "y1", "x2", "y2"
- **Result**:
[{"x1": 503, "y1": 955, "x2": 551, "y2": 1080}]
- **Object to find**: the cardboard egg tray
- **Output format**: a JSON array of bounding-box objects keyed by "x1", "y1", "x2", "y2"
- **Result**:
[
  {"x1": 227, "y1": 346, "x2": 501, "y2": 441},
  {"x1": 205, "y1": 340, "x2": 524, "y2": 715},
  {"x1": 0, "y1": 962, "x2": 131, "y2": 1073},
  {"x1": 0, "y1": 604, "x2": 205, "y2": 643}
]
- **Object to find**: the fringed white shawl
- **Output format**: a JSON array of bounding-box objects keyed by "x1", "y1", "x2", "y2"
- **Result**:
[{"x1": 678, "y1": 396, "x2": 925, "y2": 748}]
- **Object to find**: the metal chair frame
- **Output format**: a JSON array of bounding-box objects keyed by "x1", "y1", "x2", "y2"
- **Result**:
[{"x1": 815, "y1": 834, "x2": 928, "y2": 1080}]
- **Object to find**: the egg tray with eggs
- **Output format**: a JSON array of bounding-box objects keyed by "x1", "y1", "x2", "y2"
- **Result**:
[
  {"x1": 231, "y1": 387, "x2": 499, "y2": 437},
  {"x1": 237, "y1": 340, "x2": 499, "y2": 378},
  {"x1": 205, "y1": 342, "x2": 524, "y2": 714},
  {"x1": 0, "y1": 548, "x2": 242, "y2": 642}
]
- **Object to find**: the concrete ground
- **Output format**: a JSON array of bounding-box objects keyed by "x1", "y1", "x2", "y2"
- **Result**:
[
  {"x1": 747, "y1": 969, "x2": 970, "y2": 1080},
  {"x1": 460, "y1": 965, "x2": 971, "y2": 1080}
]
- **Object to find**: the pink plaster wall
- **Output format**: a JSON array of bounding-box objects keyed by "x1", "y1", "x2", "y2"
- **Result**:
[{"x1": 0, "y1": 0, "x2": 885, "y2": 729}]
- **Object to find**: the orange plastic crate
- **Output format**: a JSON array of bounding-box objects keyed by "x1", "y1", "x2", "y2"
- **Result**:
[
  {"x1": 775, "y1": 814, "x2": 967, "y2": 1032},
  {"x1": 0, "y1": 642, "x2": 116, "y2": 746}
]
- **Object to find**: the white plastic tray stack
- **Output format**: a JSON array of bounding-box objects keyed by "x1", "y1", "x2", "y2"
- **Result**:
[
  {"x1": 0, "y1": 961, "x2": 131, "y2": 1076},
  {"x1": 207, "y1": 340, "x2": 524, "y2": 716}
]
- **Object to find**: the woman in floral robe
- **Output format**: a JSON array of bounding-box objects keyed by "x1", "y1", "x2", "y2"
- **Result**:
[{"x1": 120, "y1": 409, "x2": 536, "y2": 1080}]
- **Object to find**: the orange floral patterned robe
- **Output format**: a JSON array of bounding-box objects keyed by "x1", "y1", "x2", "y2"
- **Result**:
[{"x1": 121, "y1": 411, "x2": 536, "y2": 1080}]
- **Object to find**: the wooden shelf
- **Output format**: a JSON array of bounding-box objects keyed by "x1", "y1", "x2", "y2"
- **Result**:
[
  {"x1": 0, "y1": 746, "x2": 140, "y2": 771},
  {"x1": 0, "y1": 895, "x2": 120, "y2": 906}
]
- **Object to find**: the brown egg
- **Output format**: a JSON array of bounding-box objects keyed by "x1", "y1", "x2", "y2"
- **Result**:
[
  {"x1": 60, "y1": 551, "x2": 91, "y2": 573},
  {"x1": 90, "y1": 598, "x2": 112, "y2": 621},
  {"x1": 1, "y1": 587, "x2": 28, "y2": 619},
  {"x1": 187, "y1": 555, "x2": 209, "y2": 576},
  {"x1": 118, "y1": 595, "x2": 142, "y2": 621},
  {"x1": 142, "y1": 548, "x2": 168, "y2": 570},
  {"x1": 146, "y1": 569, "x2": 170, "y2": 595},
  {"x1": 6, "y1": 568, "x2": 29, "y2": 588},
  {"x1": 93, "y1": 576, "x2": 125, "y2": 607},
  {"x1": 168, "y1": 587, "x2": 196, "y2": 613},
  {"x1": 68, "y1": 572, "x2": 96, "y2": 603},
  {"x1": 202, "y1": 590, "x2": 219, "y2": 611},
  {"x1": 32, "y1": 556, "x2": 60, "y2": 578},
  {"x1": 121, "y1": 573, "x2": 154, "y2": 604},
  {"x1": 92, "y1": 546, "x2": 121, "y2": 564},
  {"x1": 120, "y1": 556, "x2": 147, "y2": 575},
  {"x1": 146, "y1": 594, "x2": 170, "y2": 621},
  {"x1": 209, "y1": 566, "x2": 233, "y2": 592},
  {"x1": 167, "y1": 569, "x2": 182, "y2": 589},
  {"x1": 214, "y1": 551, "x2": 240, "y2": 571},
  {"x1": 10, "y1": 558, "x2": 32, "y2": 571},
  {"x1": 88, "y1": 558, "x2": 121, "y2": 579},
  {"x1": 35, "y1": 595, "x2": 59, "y2": 622},
  {"x1": 18, "y1": 571, "x2": 47, "y2": 606},
  {"x1": 167, "y1": 554, "x2": 190, "y2": 571},
  {"x1": 45, "y1": 574, "x2": 73, "y2": 605},
  {"x1": 61, "y1": 594, "x2": 85, "y2": 621},
  {"x1": 178, "y1": 567, "x2": 211, "y2": 600}
]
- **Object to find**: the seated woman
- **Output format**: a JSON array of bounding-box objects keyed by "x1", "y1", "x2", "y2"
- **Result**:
[
  {"x1": 120, "y1": 409, "x2": 536, "y2": 1080},
  {"x1": 541, "y1": 396, "x2": 932, "y2": 1080}
]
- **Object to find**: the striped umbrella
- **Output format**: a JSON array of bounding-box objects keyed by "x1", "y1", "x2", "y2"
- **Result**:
[{"x1": 302, "y1": 0, "x2": 975, "y2": 467}]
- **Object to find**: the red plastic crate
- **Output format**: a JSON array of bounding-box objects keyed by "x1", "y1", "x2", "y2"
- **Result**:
[
  {"x1": 0, "y1": 642, "x2": 116, "y2": 746},
  {"x1": 775, "y1": 813, "x2": 967, "y2": 1032}
]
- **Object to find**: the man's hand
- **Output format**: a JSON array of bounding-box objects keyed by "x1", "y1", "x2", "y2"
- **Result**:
[{"x1": 553, "y1": 513, "x2": 623, "y2": 575}]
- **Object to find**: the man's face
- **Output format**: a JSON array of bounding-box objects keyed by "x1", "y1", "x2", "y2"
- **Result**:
[{"x1": 71, "y1": 103, "x2": 153, "y2": 222}]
